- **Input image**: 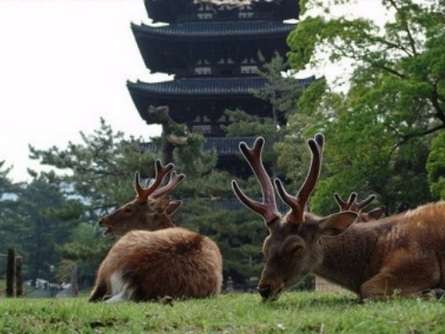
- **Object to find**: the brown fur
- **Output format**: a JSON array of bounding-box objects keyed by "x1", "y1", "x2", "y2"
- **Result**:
[
  {"x1": 89, "y1": 161, "x2": 223, "y2": 302},
  {"x1": 234, "y1": 136, "x2": 445, "y2": 301},
  {"x1": 90, "y1": 228, "x2": 223, "y2": 302},
  {"x1": 257, "y1": 201, "x2": 445, "y2": 301},
  {"x1": 313, "y1": 201, "x2": 445, "y2": 299},
  {"x1": 100, "y1": 196, "x2": 176, "y2": 237}
]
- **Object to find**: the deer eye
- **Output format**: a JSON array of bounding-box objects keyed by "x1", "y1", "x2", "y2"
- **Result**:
[{"x1": 289, "y1": 244, "x2": 304, "y2": 254}]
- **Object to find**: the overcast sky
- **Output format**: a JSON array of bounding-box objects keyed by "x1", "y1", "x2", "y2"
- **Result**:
[{"x1": 0, "y1": 0, "x2": 389, "y2": 182}]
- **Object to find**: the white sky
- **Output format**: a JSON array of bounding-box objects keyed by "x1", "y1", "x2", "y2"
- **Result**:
[{"x1": 0, "y1": 0, "x2": 389, "y2": 182}]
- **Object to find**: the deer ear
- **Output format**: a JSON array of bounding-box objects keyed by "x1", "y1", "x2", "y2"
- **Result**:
[
  {"x1": 317, "y1": 211, "x2": 357, "y2": 236},
  {"x1": 368, "y1": 207, "x2": 385, "y2": 220},
  {"x1": 164, "y1": 200, "x2": 183, "y2": 216}
]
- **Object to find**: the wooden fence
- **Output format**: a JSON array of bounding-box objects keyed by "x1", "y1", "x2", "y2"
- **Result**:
[{"x1": 0, "y1": 248, "x2": 23, "y2": 297}]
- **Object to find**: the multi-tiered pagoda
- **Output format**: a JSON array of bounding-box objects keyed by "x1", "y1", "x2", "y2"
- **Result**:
[{"x1": 128, "y1": 0, "x2": 312, "y2": 163}]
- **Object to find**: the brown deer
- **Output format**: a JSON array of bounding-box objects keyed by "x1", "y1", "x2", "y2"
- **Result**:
[
  {"x1": 334, "y1": 192, "x2": 385, "y2": 222},
  {"x1": 233, "y1": 136, "x2": 445, "y2": 301},
  {"x1": 89, "y1": 161, "x2": 223, "y2": 302}
]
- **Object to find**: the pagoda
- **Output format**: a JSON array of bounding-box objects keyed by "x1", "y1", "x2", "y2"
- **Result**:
[{"x1": 127, "y1": 0, "x2": 313, "y2": 164}]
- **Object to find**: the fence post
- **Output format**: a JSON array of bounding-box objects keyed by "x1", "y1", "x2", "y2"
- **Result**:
[
  {"x1": 15, "y1": 256, "x2": 23, "y2": 297},
  {"x1": 71, "y1": 264, "x2": 79, "y2": 297},
  {"x1": 6, "y1": 248, "x2": 16, "y2": 297}
]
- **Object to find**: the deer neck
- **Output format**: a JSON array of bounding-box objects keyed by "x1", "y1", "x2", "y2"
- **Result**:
[{"x1": 313, "y1": 225, "x2": 377, "y2": 293}]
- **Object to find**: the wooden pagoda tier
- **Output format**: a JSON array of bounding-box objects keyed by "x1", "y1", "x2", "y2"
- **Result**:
[
  {"x1": 131, "y1": 22, "x2": 295, "y2": 77},
  {"x1": 127, "y1": 76, "x2": 314, "y2": 137},
  {"x1": 144, "y1": 0, "x2": 299, "y2": 23}
]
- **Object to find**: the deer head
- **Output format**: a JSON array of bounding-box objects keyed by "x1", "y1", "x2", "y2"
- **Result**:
[
  {"x1": 334, "y1": 192, "x2": 385, "y2": 222},
  {"x1": 232, "y1": 136, "x2": 357, "y2": 301},
  {"x1": 99, "y1": 160, "x2": 185, "y2": 237}
]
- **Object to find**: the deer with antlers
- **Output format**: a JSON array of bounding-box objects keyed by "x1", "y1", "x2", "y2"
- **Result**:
[
  {"x1": 334, "y1": 192, "x2": 385, "y2": 222},
  {"x1": 89, "y1": 161, "x2": 223, "y2": 302},
  {"x1": 233, "y1": 135, "x2": 445, "y2": 301}
]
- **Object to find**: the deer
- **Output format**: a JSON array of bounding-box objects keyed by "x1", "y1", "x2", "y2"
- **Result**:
[
  {"x1": 232, "y1": 135, "x2": 445, "y2": 301},
  {"x1": 89, "y1": 160, "x2": 223, "y2": 302},
  {"x1": 334, "y1": 192, "x2": 385, "y2": 222}
]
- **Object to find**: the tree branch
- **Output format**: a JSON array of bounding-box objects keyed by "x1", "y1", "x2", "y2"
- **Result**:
[
  {"x1": 391, "y1": 123, "x2": 445, "y2": 154},
  {"x1": 430, "y1": 82, "x2": 445, "y2": 123},
  {"x1": 387, "y1": 0, "x2": 418, "y2": 55},
  {"x1": 368, "y1": 35, "x2": 413, "y2": 57}
]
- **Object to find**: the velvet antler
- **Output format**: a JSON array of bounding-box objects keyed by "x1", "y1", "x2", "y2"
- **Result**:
[
  {"x1": 274, "y1": 134, "x2": 324, "y2": 223},
  {"x1": 232, "y1": 137, "x2": 280, "y2": 225}
]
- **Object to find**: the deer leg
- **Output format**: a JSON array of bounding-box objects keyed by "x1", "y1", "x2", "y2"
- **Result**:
[
  {"x1": 360, "y1": 257, "x2": 440, "y2": 300},
  {"x1": 88, "y1": 280, "x2": 108, "y2": 302}
]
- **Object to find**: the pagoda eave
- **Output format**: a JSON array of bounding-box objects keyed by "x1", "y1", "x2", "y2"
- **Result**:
[
  {"x1": 131, "y1": 22, "x2": 295, "y2": 40},
  {"x1": 128, "y1": 77, "x2": 267, "y2": 100},
  {"x1": 131, "y1": 21, "x2": 295, "y2": 73},
  {"x1": 127, "y1": 76, "x2": 315, "y2": 126}
]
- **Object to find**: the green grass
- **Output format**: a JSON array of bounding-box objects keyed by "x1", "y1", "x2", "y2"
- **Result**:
[{"x1": 0, "y1": 292, "x2": 445, "y2": 333}]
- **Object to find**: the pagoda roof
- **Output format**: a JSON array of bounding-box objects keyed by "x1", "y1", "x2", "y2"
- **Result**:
[
  {"x1": 132, "y1": 21, "x2": 295, "y2": 74},
  {"x1": 128, "y1": 76, "x2": 315, "y2": 124},
  {"x1": 144, "y1": 0, "x2": 299, "y2": 23},
  {"x1": 129, "y1": 77, "x2": 271, "y2": 96},
  {"x1": 131, "y1": 21, "x2": 295, "y2": 39},
  {"x1": 128, "y1": 76, "x2": 314, "y2": 97}
]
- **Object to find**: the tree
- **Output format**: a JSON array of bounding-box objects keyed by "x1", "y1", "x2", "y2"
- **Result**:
[
  {"x1": 427, "y1": 131, "x2": 445, "y2": 199},
  {"x1": 28, "y1": 119, "x2": 268, "y2": 287},
  {"x1": 29, "y1": 119, "x2": 159, "y2": 284},
  {"x1": 284, "y1": 0, "x2": 444, "y2": 213}
]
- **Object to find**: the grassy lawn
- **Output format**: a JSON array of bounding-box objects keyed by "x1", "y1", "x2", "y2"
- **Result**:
[{"x1": 0, "y1": 292, "x2": 444, "y2": 333}]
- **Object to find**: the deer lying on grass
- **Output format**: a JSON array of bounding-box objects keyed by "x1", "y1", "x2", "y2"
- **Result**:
[
  {"x1": 89, "y1": 161, "x2": 223, "y2": 302},
  {"x1": 334, "y1": 192, "x2": 385, "y2": 222},
  {"x1": 233, "y1": 135, "x2": 445, "y2": 301}
]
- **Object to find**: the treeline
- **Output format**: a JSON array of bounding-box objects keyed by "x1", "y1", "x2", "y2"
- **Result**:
[{"x1": 0, "y1": 0, "x2": 444, "y2": 288}]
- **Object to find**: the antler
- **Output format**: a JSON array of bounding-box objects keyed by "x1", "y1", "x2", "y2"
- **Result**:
[
  {"x1": 232, "y1": 137, "x2": 280, "y2": 224},
  {"x1": 151, "y1": 171, "x2": 185, "y2": 199},
  {"x1": 334, "y1": 192, "x2": 357, "y2": 211},
  {"x1": 134, "y1": 160, "x2": 174, "y2": 201},
  {"x1": 356, "y1": 195, "x2": 377, "y2": 210},
  {"x1": 334, "y1": 192, "x2": 376, "y2": 212},
  {"x1": 274, "y1": 134, "x2": 324, "y2": 223}
]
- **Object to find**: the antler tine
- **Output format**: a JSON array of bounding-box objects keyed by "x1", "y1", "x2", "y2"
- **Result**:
[
  {"x1": 152, "y1": 171, "x2": 186, "y2": 199},
  {"x1": 274, "y1": 178, "x2": 300, "y2": 216},
  {"x1": 272, "y1": 135, "x2": 324, "y2": 222},
  {"x1": 135, "y1": 160, "x2": 174, "y2": 201},
  {"x1": 334, "y1": 192, "x2": 348, "y2": 210},
  {"x1": 232, "y1": 137, "x2": 280, "y2": 224},
  {"x1": 296, "y1": 138, "x2": 322, "y2": 211},
  {"x1": 356, "y1": 194, "x2": 376, "y2": 210},
  {"x1": 347, "y1": 192, "x2": 358, "y2": 208},
  {"x1": 314, "y1": 133, "x2": 324, "y2": 151}
]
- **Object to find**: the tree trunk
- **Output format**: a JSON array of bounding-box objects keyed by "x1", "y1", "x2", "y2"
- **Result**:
[
  {"x1": 6, "y1": 248, "x2": 16, "y2": 297},
  {"x1": 15, "y1": 256, "x2": 23, "y2": 297},
  {"x1": 70, "y1": 264, "x2": 79, "y2": 297},
  {"x1": 163, "y1": 140, "x2": 174, "y2": 164}
]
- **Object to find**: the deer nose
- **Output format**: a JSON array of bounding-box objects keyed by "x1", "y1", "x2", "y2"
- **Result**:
[
  {"x1": 98, "y1": 218, "x2": 105, "y2": 226},
  {"x1": 257, "y1": 285, "x2": 272, "y2": 299}
]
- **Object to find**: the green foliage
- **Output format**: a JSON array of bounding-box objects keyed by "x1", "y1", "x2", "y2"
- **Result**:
[
  {"x1": 172, "y1": 134, "x2": 266, "y2": 285},
  {"x1": 2, "y1": 293, "x2": 445, "y2": 333},
  {"x1": 224, "y1": 109, "x2": 277, "y2": 139},
  {"x1": 427, "y1": 132, "x2": 445, "y2": 199},
  {"x1": 0, "y1": 170, "x2": 75, "y2": 281},
  {"x1": 29, "y1": 118, "x2": 158, "y2": 209},
  {"x1": 283, "y1": 0, "x2": 445, "y2": 213},
  {"x1": 27, "y1": 119, "x2": 158, "y2": 283}
]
